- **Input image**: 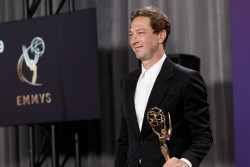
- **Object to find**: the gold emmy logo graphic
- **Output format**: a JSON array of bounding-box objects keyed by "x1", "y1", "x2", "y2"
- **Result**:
[{"x1": 17, "y1": 37, "x2": 45, "y2": 86}]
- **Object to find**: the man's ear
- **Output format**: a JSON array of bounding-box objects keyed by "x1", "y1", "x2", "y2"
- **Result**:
[{"x1": 158, "y1": 30, "x2": 167, "y2": 44}]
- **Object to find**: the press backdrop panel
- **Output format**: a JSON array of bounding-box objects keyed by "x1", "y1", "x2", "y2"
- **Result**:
[
  {"x1": 231, "y1": 1, "x2": 250, "y2": 166},
  {"x1": 0, "y1": 9, "x2": 100, "y2": 126}
]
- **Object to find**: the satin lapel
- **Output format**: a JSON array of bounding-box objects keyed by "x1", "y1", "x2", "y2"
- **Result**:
[
  {"x1": 125, "y1": 69, "x2": 141, "y2": 136},
  {"x1": 140, "y1": 58, "x2": 174, "y2": 136}
]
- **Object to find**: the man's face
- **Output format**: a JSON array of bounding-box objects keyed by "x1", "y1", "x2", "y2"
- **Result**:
[{"x1": 129, "y1": 16, "x2": 160, "y2": 61}]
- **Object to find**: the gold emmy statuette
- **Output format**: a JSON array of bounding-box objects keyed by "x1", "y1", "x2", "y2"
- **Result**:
[{"x1": 146, "y1": 107, "x2": 172, "y2": 161}]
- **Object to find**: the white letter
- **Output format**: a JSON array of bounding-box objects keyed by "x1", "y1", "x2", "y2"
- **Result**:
[{"x1": 0, "y1": 40, "x2": 4, "y2": 53}]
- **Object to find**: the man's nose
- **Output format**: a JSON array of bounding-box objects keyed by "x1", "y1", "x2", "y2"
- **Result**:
[{"x1": 130, "y1": 35, "x2": 139, "y2": 45}]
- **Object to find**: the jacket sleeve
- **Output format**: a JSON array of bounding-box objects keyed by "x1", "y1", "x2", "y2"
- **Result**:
[
  {"x1": 181, "y1": 71, "x2": 213, "y2": 167},
  {"x1": 114, "y1": 110, "x2": 128, "y2": 167},
  {"x1": 114, "y1": 78, "x2": 128, "y2": 167}
]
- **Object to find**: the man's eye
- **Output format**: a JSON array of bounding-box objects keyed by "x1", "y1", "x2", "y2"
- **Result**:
[{"x1": 138, "y1": 32, "x2": 144, "y2": 34}]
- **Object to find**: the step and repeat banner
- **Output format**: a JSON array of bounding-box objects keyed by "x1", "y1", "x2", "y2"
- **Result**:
[
  {"x1": 0, "y1": 8, "x2": 100, "y2": 126},
  {"x1": 231, "y1": 1, "x2": 250, "y2": 166}
]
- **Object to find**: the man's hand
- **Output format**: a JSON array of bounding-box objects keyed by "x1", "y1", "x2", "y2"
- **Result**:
[{"x1": 163, "y1": 157, "x2": 189, "y2": 167}]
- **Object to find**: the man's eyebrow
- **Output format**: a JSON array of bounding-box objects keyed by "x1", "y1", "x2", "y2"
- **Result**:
[
  {"x1": 130, "y1": 28, "x2": 144, "y2": 32},
  {"x1": 135, "y1": 29, "x2": 143, "y2": 31}
]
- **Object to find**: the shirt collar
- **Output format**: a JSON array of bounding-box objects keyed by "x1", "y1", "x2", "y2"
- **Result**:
[{"x1": 141, "y1": 53, "x2": 166, "y2": 76}]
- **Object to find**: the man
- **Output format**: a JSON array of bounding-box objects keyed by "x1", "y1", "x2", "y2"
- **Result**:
[{"x1": 114, "y1": 6, "x2": 213, "y2": 167}]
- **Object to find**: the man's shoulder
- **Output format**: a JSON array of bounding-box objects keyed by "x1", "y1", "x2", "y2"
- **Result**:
[
  {"x1": 173, "y1": 62, "x2": 194, "y2": 73},
  {"x1": 172, "y1": 62, "x2": 200, "y2": 77}
]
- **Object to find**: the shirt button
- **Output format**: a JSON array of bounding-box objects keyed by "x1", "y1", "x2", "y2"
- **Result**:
[{"x1": 139, "y1": 139, "x2": 144, "y2": 144}]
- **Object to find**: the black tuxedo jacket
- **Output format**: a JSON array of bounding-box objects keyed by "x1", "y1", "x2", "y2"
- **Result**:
[{"x1": 114, "y1": 57, "x2": 213, "y2": 167}]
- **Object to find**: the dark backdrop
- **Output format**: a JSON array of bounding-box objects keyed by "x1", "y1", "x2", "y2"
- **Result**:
[{"x1": 0, "y1": 0, "x2": 234, "y2": 167}]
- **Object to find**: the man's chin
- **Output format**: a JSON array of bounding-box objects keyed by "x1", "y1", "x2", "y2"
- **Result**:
[{"x1": 135, "y1": 54, "x2": 143, "y2": 60}]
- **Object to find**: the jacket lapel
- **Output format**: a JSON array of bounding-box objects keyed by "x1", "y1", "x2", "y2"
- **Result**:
[
  {"x1": 140, "y1": 57, "x2": 174, "y2": 136},
  {"x1": 125, "y1": 69, "x2": 141, "y2": 136}
]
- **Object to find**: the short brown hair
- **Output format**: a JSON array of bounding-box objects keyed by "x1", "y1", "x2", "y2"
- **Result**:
[{"x1": 130, "y1": 6, "x2": 171, "y2": 47}]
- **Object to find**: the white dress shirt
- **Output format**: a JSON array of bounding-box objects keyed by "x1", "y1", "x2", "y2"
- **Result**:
[
  {"x1": 134, "y1": 54, "x2": 166, "y2": 130},
  {"x1": 134, "y1": 54, "x2": 192, "y2": 167}
]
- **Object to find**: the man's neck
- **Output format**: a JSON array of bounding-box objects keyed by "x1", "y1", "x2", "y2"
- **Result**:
[{"x1": 142, "y1": 51, "x2": 165, "y2": 70}]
